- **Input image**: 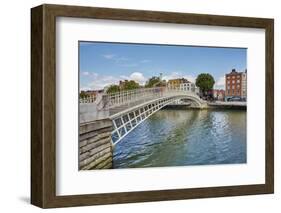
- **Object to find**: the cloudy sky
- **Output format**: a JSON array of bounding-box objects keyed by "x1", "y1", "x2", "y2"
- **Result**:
[{"x1": 79, "y1": 42, "x2": 246, "y2": 91}]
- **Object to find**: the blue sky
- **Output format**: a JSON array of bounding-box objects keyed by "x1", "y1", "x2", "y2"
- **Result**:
[{"x1": 79, "y1": 41, "x2": 246, "y2": 90}]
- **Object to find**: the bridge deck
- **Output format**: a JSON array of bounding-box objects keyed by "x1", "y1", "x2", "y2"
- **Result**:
[
  {"x1": 80, "y1": 88, "x2": 206, "y2": 144},
  {"x1": 109, "y1": 96, "x2": 160, "y2": 115}
]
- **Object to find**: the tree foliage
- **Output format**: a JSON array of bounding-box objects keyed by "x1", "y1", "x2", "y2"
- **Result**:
[
  {"x1": 106, "y1": 80, "x2": 140, "y2": 93},
  {"x1": 145, "y1": 76, "x2": 165, "y2": 88},
  {"x1": 106, "y1": 85, "x2": 120, "y2": 94},
  {"x1": 123, "y1": 80, "x2": 140, "y2": 90},
  {"x1": 195, "y1": 73, "x2": 215, "y2": 93},
  {"x1": 79, "y1": 91, "x2": 89, "y2": 99}
]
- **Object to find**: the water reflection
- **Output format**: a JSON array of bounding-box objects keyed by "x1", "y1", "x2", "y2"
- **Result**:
[{"x1": 113, "y1": 109, "x2": 246, "y2": 168}]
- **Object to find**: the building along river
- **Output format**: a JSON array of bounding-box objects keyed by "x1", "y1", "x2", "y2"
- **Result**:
[{"x1": 113, "y1": 109, "x2": 246, "y2": 168}]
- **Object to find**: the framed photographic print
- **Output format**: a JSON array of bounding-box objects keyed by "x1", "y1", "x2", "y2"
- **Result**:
[{"x1": 31, "y1": 4, "x2": 274, "y2": 208}]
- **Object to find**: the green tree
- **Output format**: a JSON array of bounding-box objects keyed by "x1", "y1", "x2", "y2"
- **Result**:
[
  {"x1": 145, "y1": 76, "x2": 165, "y2": 88},
  {"x1": 195, "y1": 73, "x2": 215, "y2": 94},
  {"x1": 106, "y1": 85, "x2": 120, "y2": 93},
  {"x1": 123, "y1": 80, "x2": 140, "y2": 90},
  {"x1": 79, "y1": 91, "x2": 89, "y2": 99}
]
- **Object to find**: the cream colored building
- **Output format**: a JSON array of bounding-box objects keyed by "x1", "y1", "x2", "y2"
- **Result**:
[{"x1": 167, "y1": 78, "x2": 189, "y2": 89}]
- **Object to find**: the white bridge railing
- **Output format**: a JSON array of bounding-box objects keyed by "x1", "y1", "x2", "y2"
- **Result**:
[
  {"x1": 80, "y1": 87, "x2": 200, "y2": 109},
  {"x1": 107, "y1": 87, "x2": 165, "y2": 108},
  {"x1": 111, "y1": 96, "x2": 179, "y2": 145},
  {"x1": 80, "y1": 96, "x2": 96, "y2": 103},
  {"x1": 80, "y1": 87, "x2": 204, "y2": 143}
]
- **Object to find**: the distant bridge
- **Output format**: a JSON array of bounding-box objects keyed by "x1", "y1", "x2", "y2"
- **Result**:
[{"x1": 80, "y1": 87, "x2": 206, "y2": 145}]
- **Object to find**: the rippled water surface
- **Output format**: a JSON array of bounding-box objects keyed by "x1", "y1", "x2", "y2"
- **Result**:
[{"x1": 113, "y1": 109, "x2": 246, "y2": 168}]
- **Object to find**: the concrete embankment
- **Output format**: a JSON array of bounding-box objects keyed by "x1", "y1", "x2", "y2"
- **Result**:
[
  {"x1": 163, "y1": 101, "x2": 246, "y2": 110},
  {"x1": 207, "y1": 102, "x2": 246, "y2": 110},
  {"x1": 79, "y1": 119, "x2": 113, "y2": 170}
]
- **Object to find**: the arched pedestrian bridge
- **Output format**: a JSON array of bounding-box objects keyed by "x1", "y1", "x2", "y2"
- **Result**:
[{"x1": 80, "y1": 87, "x2": 206, "y2": 145}]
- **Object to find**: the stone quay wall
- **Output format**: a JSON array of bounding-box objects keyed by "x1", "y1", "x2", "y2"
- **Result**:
[{"x1": 79, "y1": 119, "x2": 113, "y2": 170}]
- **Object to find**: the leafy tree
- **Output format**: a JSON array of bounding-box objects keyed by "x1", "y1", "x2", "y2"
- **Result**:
[
  {"x1": 79, "y1": 91, "x2": 89, "y2": 99},
  {"x1": 123, "y1": 80, "x2": 140, "y2": 90},
  {"x1": 106, "y1": 85, "x2": 120, "y2": 93},
  {"x1": 145, "y1": 76, "x2": 165, "y2": 88},
  {"x1": 195, "y1": 73, "x2": 215, "y2": 94}
]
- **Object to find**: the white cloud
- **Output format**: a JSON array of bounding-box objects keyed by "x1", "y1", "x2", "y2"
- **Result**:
[
  {"x1": 102, "y1": 54, "x2": 136, "y2": 67},
  {"x1": 102, "y1": 54, "x2": 115, "y2": 59},
  {"x1": 214, "y1": 76, "x2": 225, "y2": 89},
  {"x1": 183, "y1": 75, "x2": 196, "y2": 83},
  {"x1": 81, "y1": 71, "x2": 147, "y2": 90},
  {"x1": 81, "y1": 72, "x2": 120, "y2": 90},
  {"x1": 90, "y1": 75, "x2": 120, "y2": 90},
  {"x1": 140, "y1": 59, "x2": 151, "y2": 63},
  {"x1": 120, "y1": 72, "x2": 147, "y2": 85},
  {"x1": 80, "y1": 87, "x2": 92, "y2": 91},
  {"x1": 102, "y1": 55, "x2": 150, "y2": 67},
  {"x1": 162, "y1": 71, "x2": 181, "y2": 80},
  {"x1": 81, "y1": 71, "x2": 98, "y2": 77},
  {"x1": 129, "y1": 72, "x2": 147, "y2": 84},
  {"x1": 162, "y1": 71, "x2": 196, "y2": 83},
  {"x1": 82, "y1": 71, "x2": 89, "y2": 76}
]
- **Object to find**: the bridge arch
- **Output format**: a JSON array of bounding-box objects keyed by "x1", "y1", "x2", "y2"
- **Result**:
[
  {"x1": 110, "y1": 94, "x2": 205, "y2": 145},
  {"x1": 174, "y1": 95, "x2": 203, "y2": 107},
  {"x1": 80, "y1": 87, "x2": 206, "y2": 145}
]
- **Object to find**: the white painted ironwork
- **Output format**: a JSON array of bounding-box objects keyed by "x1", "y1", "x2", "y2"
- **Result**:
[
  {"x1": 79, "y1": 95, "x2": 96, "y2": 103},
  {"x1": 110, "y1": 94, "x2": 203, "y2": 145},
  {"x1": 80, "y1": 87, "x2": 202, "y2": 108},
  {"x1": 80, "y1": 87, "x2": 205, "y2": 145},
  {"x1": 107, "y1": 87, "x2": 165, "y2": 108}
]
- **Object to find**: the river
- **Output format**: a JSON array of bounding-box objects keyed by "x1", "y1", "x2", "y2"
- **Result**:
[{"x1": 113, "y1": 109, "x2": 246, "y2": 169}]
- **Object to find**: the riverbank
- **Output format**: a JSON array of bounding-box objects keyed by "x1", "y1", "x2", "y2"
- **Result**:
[
  {"x1": 163, "y1": 101, "x2": 246, "y2": 110},
  {"x1": 207, "y1": 101, "x2": 246, "y2": 110}
]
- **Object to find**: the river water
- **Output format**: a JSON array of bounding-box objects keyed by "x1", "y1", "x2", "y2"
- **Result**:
[{"x1": 113, "y1": 109, "x2": 246, "y2": 169}]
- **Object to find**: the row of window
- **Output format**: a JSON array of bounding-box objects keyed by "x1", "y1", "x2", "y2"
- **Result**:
[
  {"x1": 226, "y1": 90, "x2": 247, "y2": 95},
  {"x1": 227, "y1": 84, "x2": 240, "y2": 89},
  {"x1": 227, "y1": 90, "x2": 240, "y2": 94},
  {"x1": 227, "y1": 75, "x2": 241, "y2": 79},
  {"x1": 227, "y1": 79, "x2": 240, "y2": 84}
]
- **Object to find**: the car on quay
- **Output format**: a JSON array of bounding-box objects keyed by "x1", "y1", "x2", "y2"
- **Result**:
[{"x1": 227, "y1": 96, "x2": 246, "y2": 102}]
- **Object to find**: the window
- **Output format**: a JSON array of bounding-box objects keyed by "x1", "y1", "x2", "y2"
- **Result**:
[
  {"x1": 237, "y1": 79, "x2": 240, "y2": 83},
  {"x1": 232, "y1": 85, "x2": 235, "y2": 89},
  {"x1": 237, "y1": 84, "x2": 240, "y2": 88},
  {"x1": 232, "y1": 80, "x2": 235, "y2": 84},
  {"x1": 232, "y1": 76, "x2": 235, "y2": 79}
]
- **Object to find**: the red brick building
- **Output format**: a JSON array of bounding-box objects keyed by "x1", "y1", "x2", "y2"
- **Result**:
[{"x1": 225, "y1": 69, "x2": 247, "y2": 101}]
